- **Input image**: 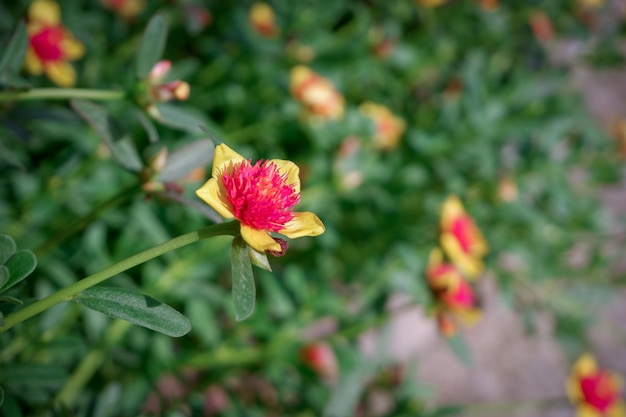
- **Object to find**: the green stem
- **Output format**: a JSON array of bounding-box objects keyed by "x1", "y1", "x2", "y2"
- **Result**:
[
  {"x1": 0, "y1": 88, "x2": 126, "y2": 102},
  {"x1": 35, "y1": 183, "x2": 139, "y2": 256},
  {"x1": 0, "y1": 221, "x2": 240, "y2": 332}
]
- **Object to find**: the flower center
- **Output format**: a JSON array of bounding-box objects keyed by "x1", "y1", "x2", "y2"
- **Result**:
[
  {"x1": 580, "y1": 372, "x2": 618, "y2": 411},
  {"x1": 221, "y1": 160, "x2": 300, "y2": 232},
  {"x1": 30, "y1": 26, "x2": 65, "y2": 62}
]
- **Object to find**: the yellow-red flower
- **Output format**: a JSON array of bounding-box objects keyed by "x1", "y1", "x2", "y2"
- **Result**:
[
  {"x1": 578, "y1": 0, "x2": 604, "y2": 10},
  {"x1": 25, "y1": 0, "x2": 85, "y2": 87},
  {"x1": 290, "y1": 66, "x2": 345, "y2": 121},
  {"x1": 440, "y1": 195, "x2": 488, "y2": 279},
  {"x1": 417, "y1": 0, "x2": 446, "y2": 7},
  {"x1": 529, "y1": 10, "x2": 555, "y2": 43},
  {"x1": 427, "y1": 248, "x2": 481, "y2": 336},
  {"x1": 566, "y1": 354, "x2": 625, "y2": 417},
  {"x1": 477, "y1": 0, "x2": 499, "y2": 11},
  {"x1": 249, "y1": 2, "x2": 279, "y2": 38},
  {"x1": 101, "y1": 0, "x2": 146, "y2": 20},
  {"x1": 359, "y1": 102, "x2": 406, "y2": 151},
  {"x1": 195, "y1": 144, "x2": 325, "y2": 252}
]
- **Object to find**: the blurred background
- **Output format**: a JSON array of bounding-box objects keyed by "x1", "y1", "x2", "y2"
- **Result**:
[{"x1": 1, "y1": 0, "x2": 626, "y2": 416}]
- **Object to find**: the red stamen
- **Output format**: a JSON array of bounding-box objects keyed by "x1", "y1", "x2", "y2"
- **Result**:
[
  {"x1": 580, "y1": 372, "x2": 618, "y2": 411},
  {"x1": 221, "y1": 160, "x2": 299, "y2": 232},
  {"x1": 30, "y1": 26, "x2": 65, "y2": 62}
]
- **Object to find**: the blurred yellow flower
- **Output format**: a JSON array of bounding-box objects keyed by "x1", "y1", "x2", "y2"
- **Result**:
[
  {"x1": 440, "y1": 195, "x2": 488, "y2": 278},
  {"x1": 249, "y1": 2, "x2": 279, "y2": 38},
  {"x1": 359, "y1": 102, "x2": 406, "y2": 151},
  {"x1": 25, "y1": 0, "x2": 85, "y2": 87},
  {"x1": 290, "y1": 66, "x2": 345, "y2": 120},
  {"x1": 418, "y1": 0, "x2": 446, "y2": 7},
  {"x1": 566, "y1": 354, "x2": 625, "y2": 417},
  {"x1": 101, "y1": 0, "x2": 146, "y2": 20},
  {"x1": 477, "y1": 0, "x2": 499, "y2": 11},
  {"x1": 196, "y1": 144, "x2": 325, "y2": 252},
  {"x1": 578, "y1": 0, "x2": 604, "y2": 9}
]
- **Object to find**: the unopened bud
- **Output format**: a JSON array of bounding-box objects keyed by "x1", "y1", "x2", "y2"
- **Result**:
[
  {"x1": 300, "y1": 342, "x2": 338, "y2": 379},
  {"x1": 267, "y1": 237, "x2": 288, "y2": 257}
]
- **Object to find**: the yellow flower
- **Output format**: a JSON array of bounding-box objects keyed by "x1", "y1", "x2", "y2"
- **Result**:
[
  {"x1": 290, "y1": 66, "x2": 345, "y2": 121},
  {"x1": 359, "y1": 102, "x2": 406, "y2": 151},
  {"x1": 578, "y1": 0, "x2": 604, "y2": 10},
  {"x1": 249, "y1": 2, "x2": 279, "y2": 38},
  {"x1": 440, "y1": 195, "x2": 488, "y2": 278},
  {"x1": 418, "y1": 0, "x2": 446, "y2": 7},
  {"x1": 566, "y1": 354, "x2": 625, "y2": 417},
  {"x1": 25, "y1": 0, "x2": 85, "y2": 87},
  {"x1": 196, "y1": 144, "x2": 325, "y2": 252},
  {"x1": 101, "y1": 0, "x2": 146, "y2": 20}
]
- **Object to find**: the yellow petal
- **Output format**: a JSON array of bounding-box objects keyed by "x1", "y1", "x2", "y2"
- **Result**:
[
  {"x1": 212, "y1": 143, "x2": 246, "y2": 177},
  {"x1": 441, "y1": 195, "x2": 465, "y2": 230},
  {"x1": 565, "y1": 373, "x2": 582, "y2": 403},
  {"x1": 61, "y1": 33, "x2": 85, "y2": 60},
  {"x1": 195, "y1": 178, "x2": 235, "y2": 219},
  {"x1": 280, "y1": 212, "x2": 325, "y2": 238},
  {"x1": 453, "y1": 308, "x2": 481, "y2": 325},
  {"x1": 428, "y1": 247, "x2": 444, "y2": 268},
  {"x1": 607, "y1": 402, "x2": 626, "y2": 417},
  {"x1": 240, "y1": 224, "x2": 280, "y2": 252},
  {"x1": 577, "y1": 404, "x2": 602, "y2": 417},
  {"x1": 271, "y1": 159, "x2": 300, "y2": 194},
  {"x1": 573, "y1": 354, "x2": 598, "y2": 377},
  {"x1": 24, "y1": 48, "x2": 43, "y2": 75},
  {"x1": 290, "y1": 65, "x2": 312, "y2": 92},
  {"x1": 29, "y1": 0, "x2": 61, "y2": 25},
  {"x1": 440, "y1": 233, "x2": 482, "y2": 278},
  {"x1": 45, "y1": 61, "x2": 76, "y2": 87}
]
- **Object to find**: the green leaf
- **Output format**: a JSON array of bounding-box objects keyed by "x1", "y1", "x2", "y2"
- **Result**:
[
  {"x1": 74, "y1": 287, "x2": 191, "y2": 337},
  {"x1": 159, "y1": 139, "x2": 214, "y2": 182},
  {"x1": 1, "y1": 250, "x2": 36, "y2": 292},
  {"x1": 323, "y1": 363, "x2": 372, "y2": 417},
  {"x1": 71, "y1": 100, "x2": 143, "y2": 172},
  {"x1": 0, "y1": 234, "x2": 16, "y2": 264},
  {"x1": 230, "y1": 237, "x2": 256, "y2": 321},
  {"x1": 0, "y1": 385, "x2": 4, "y2": 406},
  {"x1": 0, "y1": 265, "x2": 9, "y2": 288},
  {"x1": 2, "y1": 364, "x2": 67, "y2": 388},
  {"x1": 0, "y1": 20, "x2": 27, "y2": 81},
  {"x1": 151, "y1": 103, "x2": 208, "y2": 132},
  {"x1": 135, "y1": 14, "x2": 168, "y2": 78},
  {"x1": 247, "y1": 245, "x2": 272, "y2": 272},
  {"x1": 445, "y1": 334, "x2": 473, "y2": 365}
]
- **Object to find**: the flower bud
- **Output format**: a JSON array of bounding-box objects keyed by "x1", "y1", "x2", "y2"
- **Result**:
[{"x1": 300, "y1": 342, "x2": 339, "y2": 379}]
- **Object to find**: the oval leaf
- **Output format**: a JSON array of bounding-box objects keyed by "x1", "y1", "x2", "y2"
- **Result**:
[
  {"x1": 159, "y1": 139, "x2": 215, "y2": 182},
  {"x1": 152, "y1": 103, "x2": 208, "y2": 132},
  {"x1": 0, "y1": 235, "x2": 16, "y2": 265},
  {"x1": 135, "y1": 14, "x2": 168, "y2": 78},
  {"x1": 2, "y1": 250, "x2": 36, "y2": 292},
  {"x1": 0, "y1": 20, "x2": 28, "y2": 81},
  {"x1": 0, "y1": 265, "x2": 9, "y2": 289},
  {"x1": 74, "y1": 287, "x2": 191, "y2": 337},
  {"x1": 71, "y1": 100, "x2": 143, "y2": 172},
  {"x1": 231, "y1": 237, "x2": 256, "y2": 321}
]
